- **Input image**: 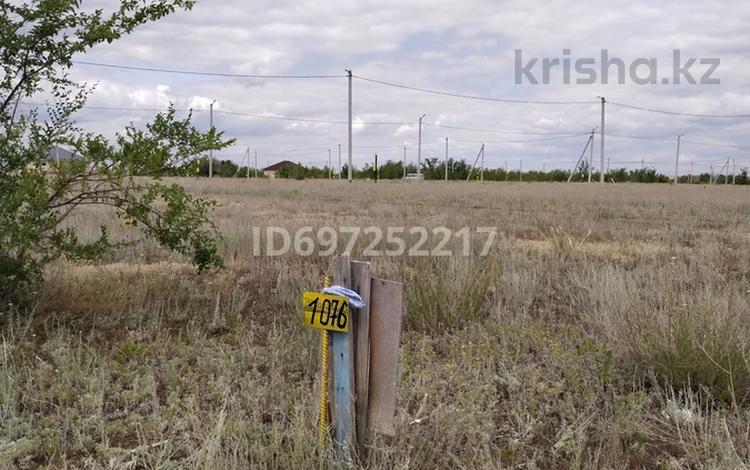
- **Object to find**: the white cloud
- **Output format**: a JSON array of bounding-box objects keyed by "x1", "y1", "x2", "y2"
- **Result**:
[
  {"x1": 188, "y1": 96, "x2": 216, "y2": 110},
  {"x1": 128, "y1": 84, "x2": 172, "y2": 107}
]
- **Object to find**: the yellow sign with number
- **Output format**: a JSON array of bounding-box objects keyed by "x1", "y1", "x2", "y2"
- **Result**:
[{"x1": 302, "y1": 291, "x2": 350, "y2": 332}]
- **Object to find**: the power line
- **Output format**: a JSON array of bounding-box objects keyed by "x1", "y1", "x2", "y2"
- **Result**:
[
  {"x1": 21, "y1": 101, "x2": 750, "y2": 151},
  {"x1": 424, "y1": 122, "x2": 586, "y2": 136},
  {"x1": 681, "y1": 139, "x2": 750, "y2": 150},
  {"x1": 221, "y1": 110, "x2": 406, "y2": 126},
  {"x1": 71, "y1": 61, "x2": 750, "y2": 119},
  {"x1": 72, "y1": 60, "x2": 344, "y2": 79},
  {"x1": 688, "y1": 160, "x2": 749, "y2": 166},
  {"x1": 602, "y1": 131, "x2": 750, "y2": 150},
  {"x1": 98, "y1": 104, "x2": 349, "y2": 124},
  {"x1": 453, "y1": 134, "x2": 587, "y2": 145},
  {"x1": 215, "y1": 109, "x2": 347, "y2": 124},
  {"x1": 353, "y1": 140, "x2": 441, "y2": 150},
  {"x1": 76, "y1": 60, "x2": 593, "y2": 104},
  {"x1": 608, "y1": 100, "x2": 750, "y2": 118},
  {"x1": 21, "y1": 101, "x2": 356, "y2": 125},
  {"x1": 602, "y1": 132, "x2": 674, "y2": 142},
  {"x1": 352, "y1": 74, "x2": 595, "y2": 105},
  {"x1": 21, "y1": 101, "x2": 593, "y2": 136},
  {"x1": 26, "y1": 101, "x2": 408, "y2": 126},
  {"x1": 237, "y1": 146, "x2": 331, "y2": 154}
]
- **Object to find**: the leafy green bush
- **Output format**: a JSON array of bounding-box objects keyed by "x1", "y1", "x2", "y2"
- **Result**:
[{"x1": 0, "y1": 0, "x2": 234, "y2": 302}]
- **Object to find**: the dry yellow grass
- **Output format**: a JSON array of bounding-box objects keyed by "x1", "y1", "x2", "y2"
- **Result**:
[{"x1": 2, "y1": 179, "x2": 749, "y2": 468}]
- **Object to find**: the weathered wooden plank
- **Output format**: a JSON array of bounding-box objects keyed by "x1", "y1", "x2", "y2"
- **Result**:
[
  {"x1": 367, "y1": 278, "x2": 404, "y2": 437},
  {"x1": 351, "y1": 260, "x2": 371, "y2": 453},
  {"x1": 331, "y1": 255, "x2": 356, "y2": 454}
]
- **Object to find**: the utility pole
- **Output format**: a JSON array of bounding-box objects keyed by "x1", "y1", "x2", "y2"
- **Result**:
[
  {"x1": 689, "y1": 161, "x2": 694, "y2": 183},
  {"x1": 587, "y1": 132, "x2": 593, "y2": 182},
  {"x1": 725, "y1": 159, "x2": 730, "y2": 184},
  {"x1": 346, "y1": 69, "x2": 353, "y2": 182},
  {"x1": 480, "y1": 144, "x2": 485, "y2": 181},
  {"x1": 519, "y1": 158, "x2": 523, "y2": 181},
  {"x1": 732, "y1": 158, "x2": 736, "y2": 184},
  {"x1": 254, "y1": 150, "x2": 258, "y2": 178},
  {"x1": 599, "y1": 96, "x2": 605, "y2": 183},
  {"x1": 444, "y1": 137, "x2": 449, "y2": 181},
  {"x1": 246, "y1": 146, "x2": 250, "y2": 179},
  {"x1": 402, "y1": 146, "x2": 407, "y2": 178},
  {"x1": 374, "y1": 154, "x2": 378, "y2": 183},
  {"x1": 674, "y1": 133, "x2": 684, "y2": 184},
  {"x1": 338, "y1": 144, "x2": 342, "y2": 179},
  {"x1": 417, "y1": 114, "x2": 426, "y2": 178},
  {"x1": 328, "y1": 149, "x2": 332, "y2": 178},
  {"x1": 209, "y1": 100, "x2": 215, "y2": 178},
  {"x1": 504, "y1": 160, "x2": 508, "y2": 180},
  {"x1": 588, "y1": 127, "x2": 597, "y2": 182},
  {"x1": 568, "y1": 133, "x2": 596, "y2": 183}
]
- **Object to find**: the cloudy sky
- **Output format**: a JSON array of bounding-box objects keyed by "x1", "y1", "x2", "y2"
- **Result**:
[{"x1": 60, "y1": 0, "x2": 750, "y2": 174}]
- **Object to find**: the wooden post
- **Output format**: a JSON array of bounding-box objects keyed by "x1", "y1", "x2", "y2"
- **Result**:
[
  {"x1": 367, "y1": 278, "x2": 404, "y2": 436},
  {"x1": 332, "y1": 256, "x2": 356, "y2": 455},
  {"x1": 324, "y1": 256, "x2": 403, "y2": 461},
  {"x1": 351, "y1": 261, "x2": 371, "y2": 454}
]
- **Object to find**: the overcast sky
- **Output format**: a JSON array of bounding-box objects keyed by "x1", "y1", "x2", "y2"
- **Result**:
[{"x1": 59, "y1": 0, "x2": 750, "y2": 173}]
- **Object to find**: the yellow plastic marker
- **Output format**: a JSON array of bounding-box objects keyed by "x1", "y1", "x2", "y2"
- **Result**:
[{"x1": 302, "y1": 292, "x2": 350, "y2": 333}]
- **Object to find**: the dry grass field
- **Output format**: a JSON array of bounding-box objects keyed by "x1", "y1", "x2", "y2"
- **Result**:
[{"x1": 1, "y1": 179, "x2": 749, "y2": 469}]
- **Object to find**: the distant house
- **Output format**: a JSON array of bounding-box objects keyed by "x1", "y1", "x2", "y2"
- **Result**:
[
  {"x1": 263, "y1": 160, "x2": 301, "y2": 178},
  {"x1": 47, "y1": 146, "x2": 79, "y2": 162},
  {"x1": 42, "y1": 146, "x2": 95, "y2": 173}
]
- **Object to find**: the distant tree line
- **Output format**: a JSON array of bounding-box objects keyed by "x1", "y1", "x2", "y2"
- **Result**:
[
  {"x1": 158, "y1": 157, "x2": 750, "y2": 184},
  {"x1": 313, "y1": 158, "x2": 750, "y2": 184}
]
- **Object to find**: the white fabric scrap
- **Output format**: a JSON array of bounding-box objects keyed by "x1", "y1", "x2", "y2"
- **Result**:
[{"x1": 322, "y1": 285, "x2": 366, "y2": 309}]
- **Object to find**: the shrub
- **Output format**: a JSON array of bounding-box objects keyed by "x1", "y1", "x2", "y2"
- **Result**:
[{"x1": 404, "y1": 257, "x2": 493, "y2": 333}]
